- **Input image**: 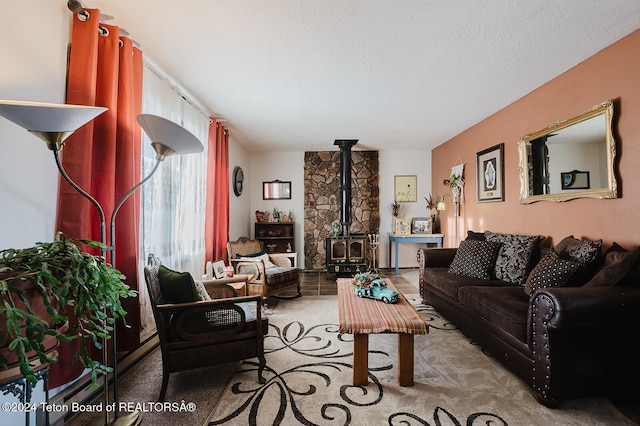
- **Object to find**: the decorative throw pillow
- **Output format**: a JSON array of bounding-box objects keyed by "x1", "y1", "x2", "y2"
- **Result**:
[
  {"x1": 465, "y1": 230, "x2": 486, "y2": 241},
  {"x1": 584, "y1": 243, "x2": 640, "y2": 287},
  {"x1": 448, "y1": 240, "x2": 502, "y2": 280},
  {"x1": 194, "y1": 280, "x2": 212, "y2": 301},
  {"x1": 157, "y1": 265, "x2": 201, "y2": 303},
  {"x1": 553, "y1": 235, "x2": 602, "y2": 285},
  {"x1": 524, "y1": 250, "x2": 581, "y2": 295},
  {"x1": 485, "y1": 231, "x2": 545, "y2": 285},
  {"x1": 237, "y1": 252, "x2": 277, "y2": 269}
]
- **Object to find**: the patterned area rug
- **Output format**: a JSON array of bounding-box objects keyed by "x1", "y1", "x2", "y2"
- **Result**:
[{"x1": 207, "y1": 295, "x2": 634, "y2": 425}]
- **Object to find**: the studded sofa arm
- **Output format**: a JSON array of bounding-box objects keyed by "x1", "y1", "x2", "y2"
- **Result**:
[{"x1": 529, "y1": 286, "x2": 640, "y2": 404}]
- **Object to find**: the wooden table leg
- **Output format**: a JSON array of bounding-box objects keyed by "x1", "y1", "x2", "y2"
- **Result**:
[
  {"x1": 353, "y1": 334, "x2": 369, "y2": 386},
  {"x1": 398, "y1": 333, "x2": 414, "y2": 386}
]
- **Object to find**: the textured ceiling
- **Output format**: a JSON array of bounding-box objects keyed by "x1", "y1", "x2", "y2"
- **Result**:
[{"x1": 87, "y1": 0, "x2": 640, "y2": 152}]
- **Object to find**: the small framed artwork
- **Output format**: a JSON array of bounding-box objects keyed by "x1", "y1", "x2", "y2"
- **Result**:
[
  {"x1": 211, "y1": 259, "x2": 226, "y2": 279},
  {"x1": 561, "y1": 170, "x2": 590, "y2": 190},
  {"x1": 476, "y1": 143, "x2": 505, "y2": 202},
  {"x1": 394, "y1": 175, "x2": 417, "y2": 202},
  {"x1": 411, "y1": 217, "x2": 432, "y2": 234},
  {"x1": 393, "y1": 217, "x2": 412, "y2": 235}
]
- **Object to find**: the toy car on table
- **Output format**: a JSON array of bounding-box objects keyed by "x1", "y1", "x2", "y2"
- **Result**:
[{"x1": 353, "y1": 278, "x2": 399, "y2": 304}]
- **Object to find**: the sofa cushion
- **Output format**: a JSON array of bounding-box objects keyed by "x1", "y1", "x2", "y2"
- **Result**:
[
  {"x1": 524, "y1": 250, "x2": 581, "y2": 295},
  {"x1": 423, "y1": 267, "x2": 516, "y2": 301},
  {"x1": 458, "y1": 286, "x2": 530, "y2": 343},
  {"x1": 265, "y1": 267, "x2": 299, "y2": 288},
  {"x1": 157, "y1": 265, "x2": 201, "y2": 303},
  {"x1": 584, "y1": 243, "x2": 640, "y2": 287},
  {"x1": 448, "y1": 239, "x2": 502, "y2": 280},
  {"x1": 485, "y1": 231, "x2": 544, "y2": 286},
  {"x1": 553, "y1": 235, "x2": 602, "y2": 286}
]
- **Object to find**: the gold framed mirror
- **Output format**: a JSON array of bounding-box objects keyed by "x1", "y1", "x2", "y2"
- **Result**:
[{"x1": 517, "y1": 99, "x2": 617, "y2": 204}]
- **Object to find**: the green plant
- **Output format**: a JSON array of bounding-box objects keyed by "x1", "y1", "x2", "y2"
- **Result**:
[{"x1": 0, "y1": 232, "x2": 136, "y2": 385}]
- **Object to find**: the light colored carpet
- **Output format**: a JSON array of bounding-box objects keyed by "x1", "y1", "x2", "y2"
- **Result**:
[{"x1": 208, "y1": 295, "x2": 635, "y2": 426}]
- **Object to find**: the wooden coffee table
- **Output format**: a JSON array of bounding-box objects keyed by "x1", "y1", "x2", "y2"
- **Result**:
[{"x1": 337, "y1": 278, "x2": 428, "y2": 386}]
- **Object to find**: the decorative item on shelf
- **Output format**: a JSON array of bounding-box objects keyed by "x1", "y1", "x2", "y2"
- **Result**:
[
  {"x1": 282, "y1": 214, "x2": 289, "y2": 222},
  {"x1": 256, "y1": 228, "x2": 267, "y2": 237},
  {"x1": 267, "y1": 229, "x2": 282, "y2": 237},
  {"x1": 390, "y1": 200, "x2": 403, "y2": 218},
  {"x1": 272, "y1": 207, "x2": 280, "y2": 222},
  {"x1": 267, "y1": 244, "x2": 277, "y2": 253},
  {"x1": 424, "y1": 193, "x2": 437, "y2": 218},
  {"x1": 411, "y1": 217, "x2": 432, "y2": 234},
  {"x1": 393, "y1": 217, "x2": 411, "y2": 235},
  {"x1": 255, "y1": 210, "x2": 265, "y2": 222},
  {"x1": 286, "y1": 243, "x2": 292, "y2": 253}
]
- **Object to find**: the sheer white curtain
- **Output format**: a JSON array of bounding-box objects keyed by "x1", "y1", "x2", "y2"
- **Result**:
[{"x1": 140, "y1": 63, "x2": 209, "y2": 278}]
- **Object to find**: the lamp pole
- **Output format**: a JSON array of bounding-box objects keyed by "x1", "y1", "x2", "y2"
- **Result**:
[{"x1": 0, "y1": 101, "x2": 204, "y2": 426}]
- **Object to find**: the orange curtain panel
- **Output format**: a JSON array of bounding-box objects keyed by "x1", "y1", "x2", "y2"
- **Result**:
[
  {"x1": 51, "y1": 10, "x2": 142, "y2": 388},
  {"x1": 205, "y1": 120, "x2": 230, "y2": 265}
]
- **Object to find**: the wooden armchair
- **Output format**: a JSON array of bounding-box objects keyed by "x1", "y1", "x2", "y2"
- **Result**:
[
  {"x1": 227, "y1": 237, "x2": 301, "y2": 299},
  {"x1": 143, "y1": 254, "x2": 267, "y2": 401}
]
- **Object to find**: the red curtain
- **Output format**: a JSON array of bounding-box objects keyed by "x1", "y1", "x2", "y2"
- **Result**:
[
  {"x1": 205, "y1": 120, "x2": 230, "y2": 265},
  {"x1": 51, "y1": 10, "x2": 142, "y2": 388}
]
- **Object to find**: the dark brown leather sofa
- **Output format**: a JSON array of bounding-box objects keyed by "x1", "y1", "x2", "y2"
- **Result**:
[{"x1": 418, "y1": 232, "x2": 640, "y2": 406}]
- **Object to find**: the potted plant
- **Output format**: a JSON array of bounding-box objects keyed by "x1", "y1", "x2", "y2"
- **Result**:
[{"x1": 0, "y1": 232, "x2": 136, "y2": 385}]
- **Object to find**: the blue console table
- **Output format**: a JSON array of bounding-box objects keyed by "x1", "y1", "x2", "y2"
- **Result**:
[{"x1": 388, "y1": 233, "x2": 444, "y2": 275}]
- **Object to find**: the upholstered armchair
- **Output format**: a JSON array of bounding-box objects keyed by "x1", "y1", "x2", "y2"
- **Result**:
[
  {"x1": 143, "y1": 254, "x2": 267, "y2": 401},
  {"x1": 227, "y1": 236, "x2": 301, "y2": 299}
]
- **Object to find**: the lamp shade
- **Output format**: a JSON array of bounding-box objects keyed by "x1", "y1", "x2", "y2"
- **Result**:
[
  {"x1": 137, "y1": 114, "x2": 204, "y2": 160},
  {"x1": 0, "y1": 100, "x2": 107, "y2": 133}
]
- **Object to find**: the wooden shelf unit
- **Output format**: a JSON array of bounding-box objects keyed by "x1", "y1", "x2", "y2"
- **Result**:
[{"x1": 255, "y1": 222, "x2": 295, "y2": 253}]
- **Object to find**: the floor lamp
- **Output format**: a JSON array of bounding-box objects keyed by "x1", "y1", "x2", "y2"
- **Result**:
[
  {"x1": 436, "y1": 193, "x2": 460, "y2": 246},
  {"x1": 0, "y1": 100, "x2": 204, "y2": 425}
]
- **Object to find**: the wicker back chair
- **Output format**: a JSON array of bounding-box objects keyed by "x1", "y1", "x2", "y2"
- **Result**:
[{"x1": 144, "y1": 254, "x2": 267, "y2": 401}]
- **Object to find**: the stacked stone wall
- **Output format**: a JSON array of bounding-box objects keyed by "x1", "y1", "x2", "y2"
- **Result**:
[{"x1": 303, "y1": 151, "x2": 379, "y2": 270}]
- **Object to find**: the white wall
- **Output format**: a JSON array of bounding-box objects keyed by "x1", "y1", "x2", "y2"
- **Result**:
[
  {"x1": 248, "y1": 151, "x2": 305, "y2": 255},
  {"x1": 0, "y1": 1, "x2": 70, "y2": 250},
  {"x1": 0, "y1": 1, "x2": 71, "y2": 421},
  {"x1": 228, "y1": 135, "x2": 253, "y2": 241},
  {"x1": 378, "y1": 150, "x2": 433, "y2": 268},
  {"x1": 240, "y1": 148, "x2": 432, "y2": 269}
]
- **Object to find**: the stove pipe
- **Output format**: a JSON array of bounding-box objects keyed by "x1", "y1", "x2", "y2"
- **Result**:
[{"x1": 334, "y1": 139, "x2": 358, "y2": 236}]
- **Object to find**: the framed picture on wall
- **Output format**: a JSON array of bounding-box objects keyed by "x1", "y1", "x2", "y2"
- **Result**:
[
  {"x1": 394, "y1": 175, "x2": 417, "y2": 202},
  {"x1": 476, "y1": 143, "x2": 505, "y2": 202}
]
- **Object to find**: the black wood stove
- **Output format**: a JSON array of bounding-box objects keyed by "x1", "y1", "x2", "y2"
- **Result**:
[{"x1": 325, "y1": 140, "x2": 368, "y2": 276}]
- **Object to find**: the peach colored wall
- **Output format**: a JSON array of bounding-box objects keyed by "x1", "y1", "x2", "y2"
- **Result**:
[{"x1": 433, "y1": 29, "x2": 640, "y2": 249}]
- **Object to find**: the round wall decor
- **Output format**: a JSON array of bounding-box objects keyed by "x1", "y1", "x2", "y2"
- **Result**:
[{"x1": 233, "y1": 166, "x2": 244, "y2": 196}]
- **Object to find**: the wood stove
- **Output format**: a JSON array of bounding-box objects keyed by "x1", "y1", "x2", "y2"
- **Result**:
[
  {"x1": 326, "y1": 235, "x2": 367, "y2": 275},
  {"x1": 326, "y1": 139, "x2": 368, "y2": 276}
]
